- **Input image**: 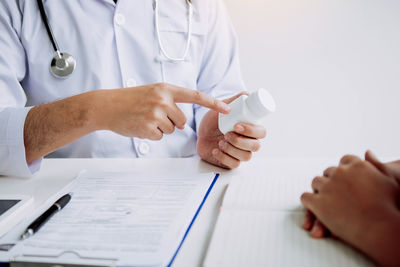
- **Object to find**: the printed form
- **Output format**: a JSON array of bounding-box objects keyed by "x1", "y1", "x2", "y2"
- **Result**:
[{"x1": 11, "y1": 171, "x2": 217, "y2": 266}]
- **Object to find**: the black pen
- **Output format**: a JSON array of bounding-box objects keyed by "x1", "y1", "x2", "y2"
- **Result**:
[{"x1": 20, "y1": 194, "x2": 71, "y2": 240}]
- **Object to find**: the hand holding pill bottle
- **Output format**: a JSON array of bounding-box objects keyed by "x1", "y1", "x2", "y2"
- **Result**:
[{"x1": 218, "y1": 88, "x2": 276, "y2": 134}]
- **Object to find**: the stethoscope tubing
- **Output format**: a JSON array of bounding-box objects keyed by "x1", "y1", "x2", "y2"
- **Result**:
[
  {"x1": 37, "y1": 0, "x2": 59, "y2": 53},
  {"x1": 37, "y1": 0, "x2": 193, "y2": 79},
  {"x1": 154, "y1": 0, "x2": 193, "y2": 62}
]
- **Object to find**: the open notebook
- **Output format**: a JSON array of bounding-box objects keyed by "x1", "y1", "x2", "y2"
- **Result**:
[{"x1": 204, "y1": 164, "x2": 375, "y2": 267}]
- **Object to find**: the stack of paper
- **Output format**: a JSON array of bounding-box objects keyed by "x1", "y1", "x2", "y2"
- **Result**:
[
  {"x1": 204, "y1": 163, "x2": 374, "y2": 267},
  {"x1": 11, "y1": 171, "x2": 218, "y2": 267}
]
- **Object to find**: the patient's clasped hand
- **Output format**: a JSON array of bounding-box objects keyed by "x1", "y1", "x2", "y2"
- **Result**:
[{"x1": 301, "y1": 151, "x2": 400, "y2": 267}]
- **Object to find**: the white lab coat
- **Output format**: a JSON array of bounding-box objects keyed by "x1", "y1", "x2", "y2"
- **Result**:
[{"x1": 0, "y1": 0, "x2": 245, "y2": 176}]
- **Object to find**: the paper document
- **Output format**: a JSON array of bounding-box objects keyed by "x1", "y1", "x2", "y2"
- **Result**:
[
  {"x1": 11, "y1": 171, "x2": 218, "y2": 267},
  {"x1": 204, "y1": 165, "x2": 374, "y2": 267}
]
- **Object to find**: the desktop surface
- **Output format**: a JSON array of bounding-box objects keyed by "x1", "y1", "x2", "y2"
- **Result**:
[{"x1": 0, "y1": 157, "x2": 343, "y2": 266}]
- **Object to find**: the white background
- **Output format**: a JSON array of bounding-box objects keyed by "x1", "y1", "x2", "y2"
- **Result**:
[{"x1": 224, "y1": 0, "x2": 400, "y2": 159}]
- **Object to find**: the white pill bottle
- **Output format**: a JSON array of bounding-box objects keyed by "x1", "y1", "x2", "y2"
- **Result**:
[{"x1": 218, "y1": 88, "x2": 276, "y2": 134}]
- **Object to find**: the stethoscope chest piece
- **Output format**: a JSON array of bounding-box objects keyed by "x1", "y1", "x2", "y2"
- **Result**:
[{"x1": 50, "y1": 52, "x2": 76, "y2": 78}]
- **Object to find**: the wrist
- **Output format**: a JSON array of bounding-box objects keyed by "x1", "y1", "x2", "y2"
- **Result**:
[
  {"x1": 85, "y1": 90, "x2": 110, "y2": 131},
  {"x1": 360, "y1": 210, "x2": 400, "y2": 266}
]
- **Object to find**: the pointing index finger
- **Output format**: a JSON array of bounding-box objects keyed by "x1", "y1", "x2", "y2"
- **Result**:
[{"x1": 172, "y1": 86, "x2": 231, "y2": 114}]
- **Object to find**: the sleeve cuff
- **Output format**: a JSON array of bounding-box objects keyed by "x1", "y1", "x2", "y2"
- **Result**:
[{"x1": 0, "y1": 107, "x2": 42, "y2": 177}]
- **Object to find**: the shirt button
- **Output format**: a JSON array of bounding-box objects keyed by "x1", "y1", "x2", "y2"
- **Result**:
[
  {"x1": 114, "y1": 13, "x2": 126, "y2": 26},
  {"x1": 126, "y1": 78, "x2": 137, "y2": 87},
  {"x1": 138, "y1": 142, "x2": 150, "y2": 155}
]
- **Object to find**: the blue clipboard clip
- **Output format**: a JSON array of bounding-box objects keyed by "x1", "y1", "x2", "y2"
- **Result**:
[{"x1": 167, "y1": 173, "x2": 220, "y2": 267}]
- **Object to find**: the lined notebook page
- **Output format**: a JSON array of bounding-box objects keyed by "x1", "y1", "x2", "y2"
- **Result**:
[
  {"x1": 204, "y1": 211, "x2": 373, "y2": 267},
  {"x1": 204, "y1": 160, "x2": 375, "y2": 267},
  {"x1": 221, "y1": 174, "x2": 312, "y2": 211}
]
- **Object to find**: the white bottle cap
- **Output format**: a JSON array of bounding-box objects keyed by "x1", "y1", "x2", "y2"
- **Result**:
[{"x1": 246, "y1": 88, "x2": 276, "y2": 117}]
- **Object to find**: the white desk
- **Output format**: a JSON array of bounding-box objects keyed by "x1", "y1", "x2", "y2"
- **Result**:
[{"x1": 0, "y1": 157, "x2": 337, "y2": 266}]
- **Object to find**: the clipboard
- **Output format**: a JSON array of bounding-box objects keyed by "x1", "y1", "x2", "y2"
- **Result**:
[{"x1": 2, "y1": 173, "x2": 220, "y2": 267}]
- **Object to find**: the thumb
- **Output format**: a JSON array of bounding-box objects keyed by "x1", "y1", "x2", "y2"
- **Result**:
[
  {"x1": 365, "y1": 150, "x2": 391, "y2": 177},
  {"x1": 223, "y1": 91, "x2": 249, "y2": 104}
]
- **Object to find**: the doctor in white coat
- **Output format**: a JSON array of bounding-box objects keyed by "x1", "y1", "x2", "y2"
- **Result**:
[{"x1": 0, "y1": 0, "x2": 267, "y2": 177}]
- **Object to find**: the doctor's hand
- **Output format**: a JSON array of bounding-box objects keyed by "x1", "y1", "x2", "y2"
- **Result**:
[
  {"x1": 94, "y1": 83, "x2": 230, "y2": 140},
  {"x1": 300, "y1": 152, "x2": 400, "y2": 266},
  {"x1": 197, "y1": 92, "x2": 267, "y2": 169},
  {"x1": 24, "y1": 83, "x2": 230, "y2": 164}
]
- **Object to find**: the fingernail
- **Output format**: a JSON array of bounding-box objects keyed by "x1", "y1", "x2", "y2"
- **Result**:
[
  {"x1": 311, "y1": 225, "x2": 319, "y2": 237},
  {"x1": 311, "y1": 223, "x2": 324, "y2": 238},
  {"x1": 302, "y1": 217, "x2": 311, "y2": 230},
  {"x1": 235, "y1": 124, "x2": 244, "y2": 133},
  {"x1": 367, "y1": 150, "x2": 378, "y2": 160},
  {"x1": 219, "y1": 102, "x2": 230, "y2": 112},
  {"x1": 212, "y1": 148, "x2": 219, "y2": 155},
  {"x1": 218, "y1": 140, "x2": 225, "y2": 149}
]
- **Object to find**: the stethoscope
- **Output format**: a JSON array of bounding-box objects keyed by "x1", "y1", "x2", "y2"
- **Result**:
[
  {"x1": 37, "y1": 0, "x2": 193, "y2": 79},
  {"x1": 37, "y1": 0, "x2": 76, "y2": 78}
]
